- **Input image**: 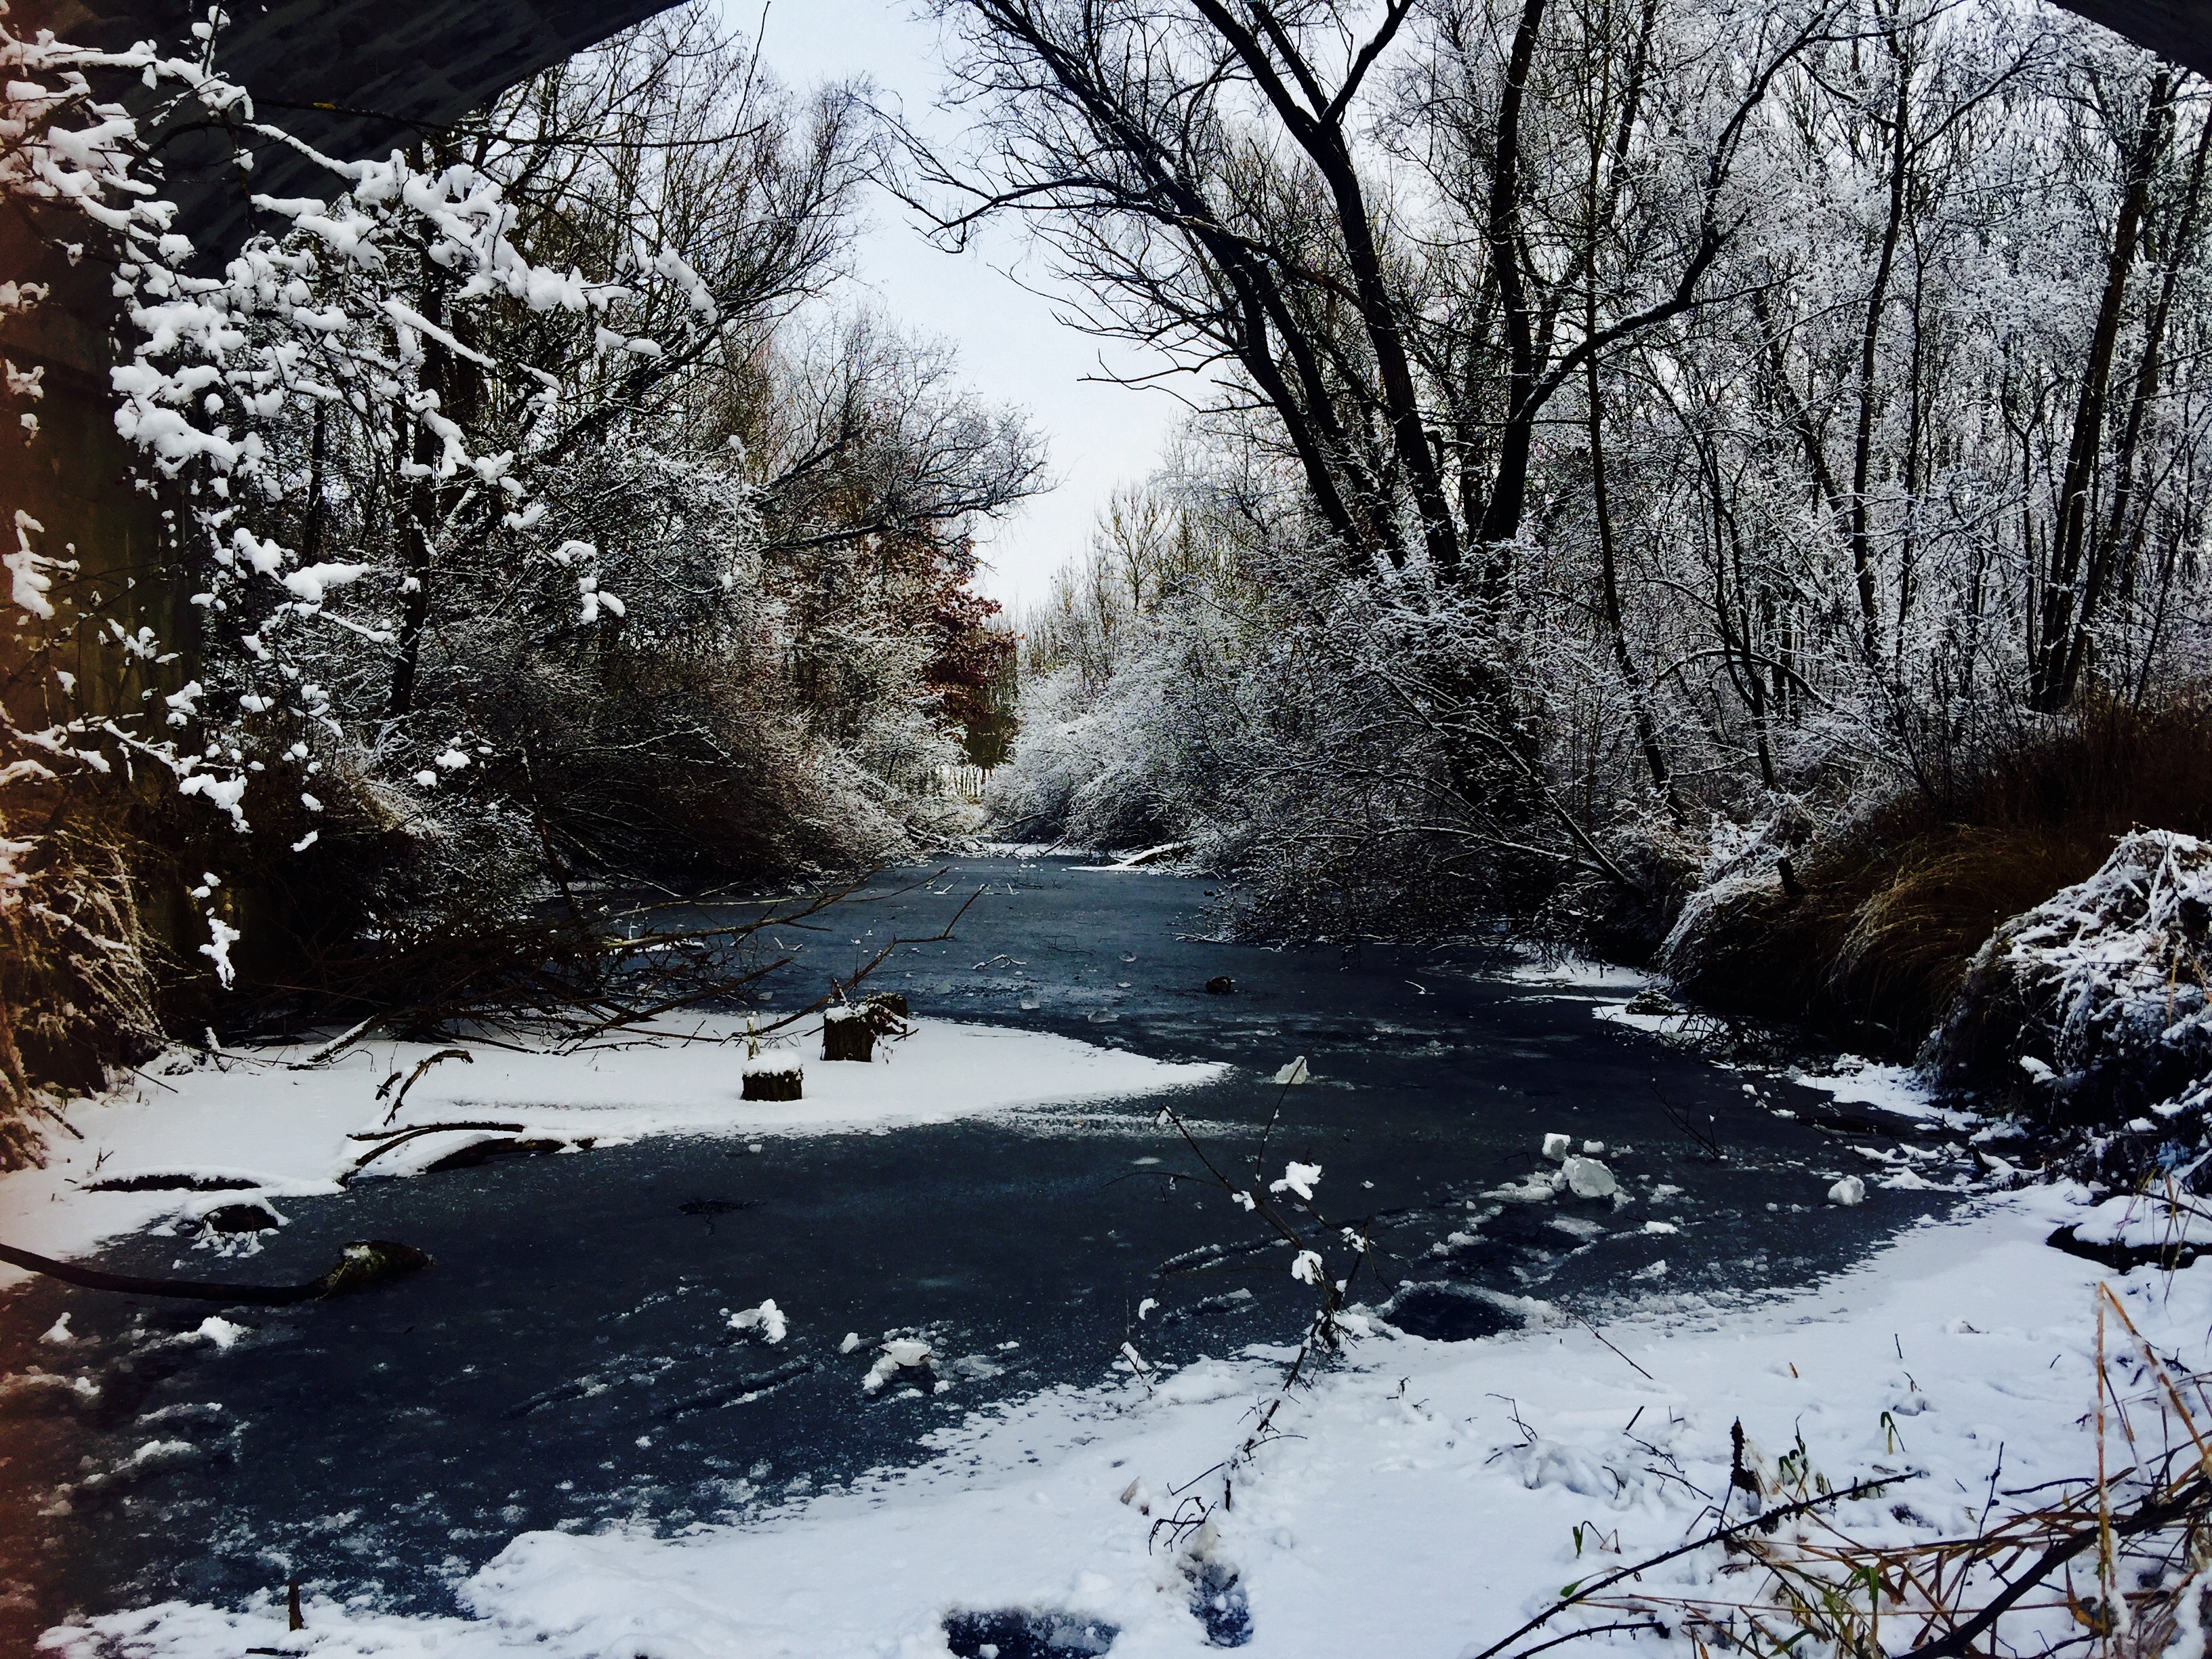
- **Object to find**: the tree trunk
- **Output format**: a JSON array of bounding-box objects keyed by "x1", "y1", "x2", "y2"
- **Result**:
[
  {"x1": 1589, "y1": 354, "x2": 1677, "y2": 812},
  {"x1": 2032, "y1": 70, "x2": 2173, "y2": 712},
  {"x1": 1845, "y1": 33, "x2": 1915, "y2": 669},
  {"x1": 2095, "y1": 98, "x2": 2212, "y2": 678},
  {"x1": 388, "y1": 254, "x2": 448, "y2": 720},
  {"x1": 1475, "y1": 0, "x2": 1551, "y2": 593}
]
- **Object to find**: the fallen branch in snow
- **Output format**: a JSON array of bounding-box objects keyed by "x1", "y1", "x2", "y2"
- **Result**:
[
  {"x1": 560, "y1": 871, "x2": 983, "y2": 1048},
  {"x1": 1134, "y1": 1057, "x2": 1385, "y2": 1586},
  {"x1": 289, "y1": 1013, "x2": 385, "y2": 1070},
  {"x1": 341, "y1": 1121, "x2": 527, "y2": 1182},
  {"x1": 267, "y1": 869, "x2": 896, "y2": 1058},
  {"x1": 0, "y1": 1237, "x2": 430, "y2": 1304},
  {"x1": 377, "y1": 1048, "x2": 476, "y2": 1125}
]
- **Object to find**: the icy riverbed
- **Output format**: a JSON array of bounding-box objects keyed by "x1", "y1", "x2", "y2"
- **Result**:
[{"x1": 0, "y1": 855, "x2": 2003, "y2": 1655}]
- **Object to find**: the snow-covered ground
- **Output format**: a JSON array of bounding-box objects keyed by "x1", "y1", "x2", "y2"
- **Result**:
[
  {"x1": 0, "y1": 1019, "x2": 1226, "y2": 1273},
  {"x1": 14, "y1": 976, "x2": 2187, "y2": 1657},
  {"x1": 37, "y1": 1183, "x2": 2192, "y2": 1658}
]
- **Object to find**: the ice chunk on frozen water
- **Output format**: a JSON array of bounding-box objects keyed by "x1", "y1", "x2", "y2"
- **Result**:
[
  {"x1": 193, "y1": 1316, "x2": 247, "y2": 1351},
  {"x1": 1562, "y1": 1156, "x2": 1616, "y2": 1199},
  {"x1": 863, "y1": 1337, "x2": 935, "y2": 1393},
  {"x1": 728, "y1": 1299, "x2": 787, "y2": 1343}
]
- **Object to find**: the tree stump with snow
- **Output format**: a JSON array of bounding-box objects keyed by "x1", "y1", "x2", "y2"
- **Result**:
[
  {"x1": 741, "y1": 1059, "x2": 803, "y2": 1101},
  {"x1": 865, "y1": 991, "x2": 909, "y2": 1022},
  {"x1": 823, "y1": 1007, "x2": 874, "y2": 1062}
]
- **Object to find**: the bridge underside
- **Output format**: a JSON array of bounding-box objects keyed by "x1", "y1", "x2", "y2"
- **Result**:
[
  {"x1": 2064, "y1": 0, "x2": 2212, "y2": 78},
  {"x1": 29, "y1": 0, "x2": 678, "y2": 254},
  {"x1": 19, "y1": 0, "x2": 2212, "y2": 252}
]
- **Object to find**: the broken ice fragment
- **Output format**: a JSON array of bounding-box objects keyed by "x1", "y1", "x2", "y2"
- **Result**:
[
  {"x1": 193, "y1": 1315, "x2": 247, "y2": 1351},
  {"x1": 863, "y1": 1337, "x2": 933, "y2": 1393},
  {"x1": 1561, "y1": 1155, "x2": 1617, "y2": 1199},
  {"x1": 728, "y1": 1299, "x2": 787, "y2": 1343}
]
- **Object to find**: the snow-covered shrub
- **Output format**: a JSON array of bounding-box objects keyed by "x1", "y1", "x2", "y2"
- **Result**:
[
  {"x1": 998, "y1": 492, "x2": 1570, "y2": 933},
  {"x1": 1654, "y1": 695, "x2": 2212, "y2": 1055},
  {"x1": 1928, "y1": 830, "x2": 2212, "y2": 1137},
  {"x1": 1658, "y1": 804, "x2": 1816, "y2": 960},
  {"x1": 0, "y1": 5, "x2": 1035, "y2": 1078},
  {"x1": 1652, "y1": 802, "x2": 1822, "y2": 1015},
  {"x1": 986, "y1": 660, "x2": 1187, "y2": 851}
]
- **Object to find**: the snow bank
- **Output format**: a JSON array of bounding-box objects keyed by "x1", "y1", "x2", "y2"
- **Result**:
[
  {"x1": 1073, "y1": 842, "x2": 1193, "y2": 873},
  {"x1": 1788, "y1": 1052, "x2": 1940, "y2": 1118},
  {"x1": 39, "y1": 1186, "x2": 2196, "y2": 1659},
  {"x1": 1502, "y1": 956, "x2": 1656, "y2": 993},
  {"x1": 0, "y1": 1019, "x2": 1226, "y2": 1274},
  {"x1": 1929, "y1": 828, "x2": 2212, "y2": 1131}
]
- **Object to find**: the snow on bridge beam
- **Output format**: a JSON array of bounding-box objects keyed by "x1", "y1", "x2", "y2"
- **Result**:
[{"x1": 24, "y1": 0, "x2": 683, "y2": 258}]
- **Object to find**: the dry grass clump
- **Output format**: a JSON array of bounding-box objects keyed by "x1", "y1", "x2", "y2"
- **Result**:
[
  {"x1": 1664, "y1": 691, "x2": 2212, "y2": 1056},
  {"x1": 0, "y1": 803, "x2": 163, "y2": 1168},
  {"x1": 1489, "y1": 1286, "x2": 2212, "y2": 1659}
]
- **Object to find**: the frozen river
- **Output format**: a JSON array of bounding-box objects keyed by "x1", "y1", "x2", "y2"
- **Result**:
[{"x1": 0, "y1": 855, "x2": 1958, "y2": 1644}]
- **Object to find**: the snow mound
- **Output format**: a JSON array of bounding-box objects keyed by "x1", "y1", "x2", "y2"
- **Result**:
[
  {"x1": 1927, "y1": 830, "x2": 2212, "y2": 1139},
  {"x1": 2069, "y1": 1192, "x2": 2209, "y2": 1254}
]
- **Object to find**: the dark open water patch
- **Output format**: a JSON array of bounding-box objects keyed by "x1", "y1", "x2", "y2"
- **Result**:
[
  {"x1": 945, "y1": 1606, "x2": 1120, "y2": 1657},
  {"x1": 0, "y1": 856, "x2": 1969, "y2": 1647}
]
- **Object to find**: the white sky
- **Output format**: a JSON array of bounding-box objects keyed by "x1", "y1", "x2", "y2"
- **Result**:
[{"x1": 726, "y1": 0, "x2": 1188, "y2": 612}]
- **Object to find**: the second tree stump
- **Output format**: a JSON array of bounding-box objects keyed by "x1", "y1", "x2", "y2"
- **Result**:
[{"x1": 823, "y1": 1007, "x2": 874, "y2": 1061}]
